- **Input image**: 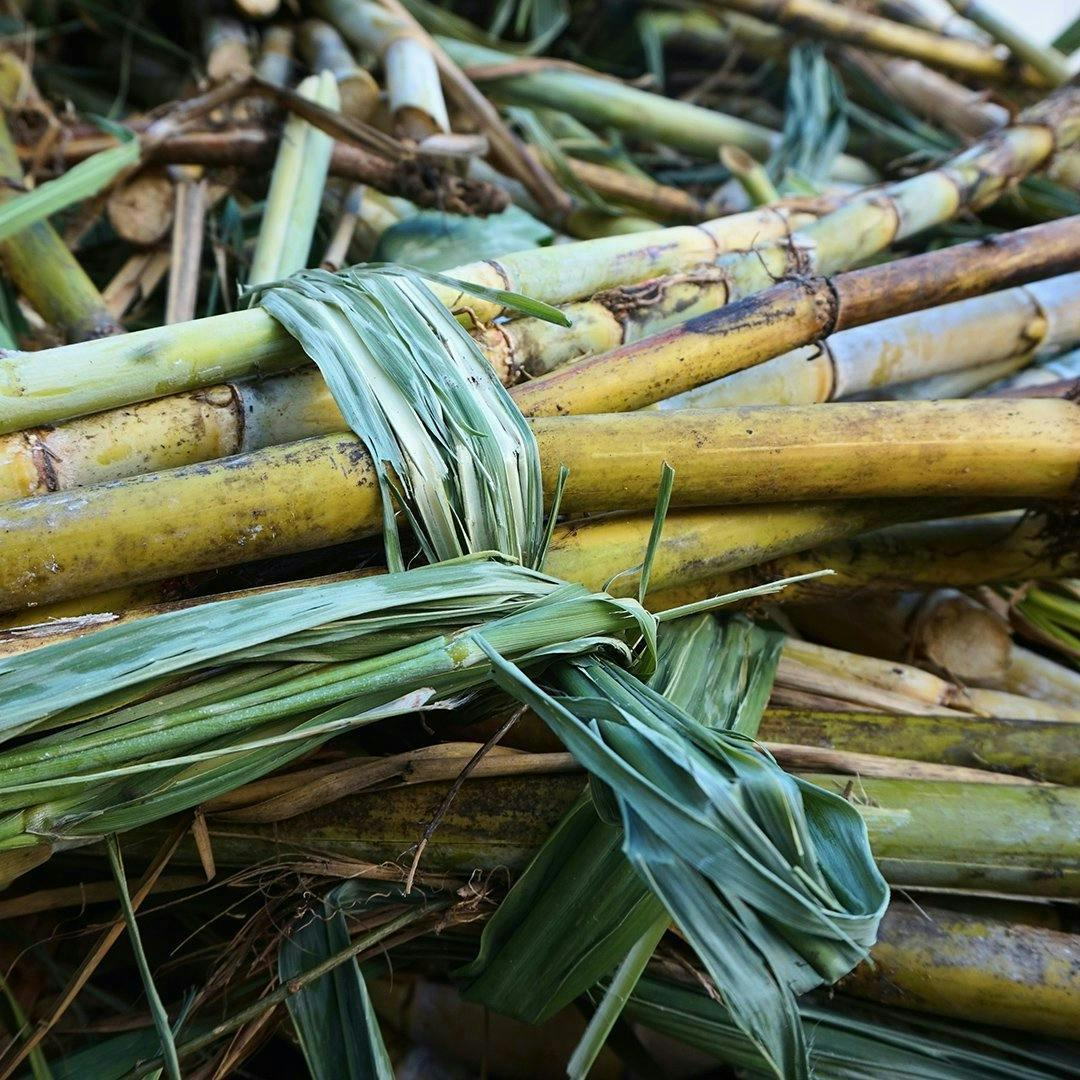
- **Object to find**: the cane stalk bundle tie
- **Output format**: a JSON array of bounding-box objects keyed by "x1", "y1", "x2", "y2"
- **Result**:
[{"x1": 247, "y1": 265, "x2": 555, "y2": 570}]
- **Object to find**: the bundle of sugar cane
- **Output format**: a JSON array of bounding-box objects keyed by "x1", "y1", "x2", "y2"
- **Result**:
[
  {"x1": 2, "y1": 7, "x2": 1080, "y2": 1079},
  {"x1": 0, "y1": 265, "x2": 892, "y2": 1080}
]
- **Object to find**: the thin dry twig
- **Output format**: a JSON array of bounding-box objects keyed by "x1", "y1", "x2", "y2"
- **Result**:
[{"x1": 404, "y1": 706, "x2": 528, "y2": 894}]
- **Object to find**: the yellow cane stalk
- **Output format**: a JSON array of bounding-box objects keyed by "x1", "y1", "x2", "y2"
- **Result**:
[
  {"x1": 942, "y1": 0, "x2": 1072, "y2": 86},
  {"x1": 700, "y1": 0, "x2": 1050, "y2": 85},
  {"x1": 0, "y1": 498, "x2": 944, "y2": 636},
  {"x1": 647, "y1": 514, "x2": 1080, "y2": 610},
  {"x1": 0, "y1": 400, "x2": 1072, "y2": 612},
  {"x1": 658, "y1": 272, "x2": 1080, "y2": 409},
  {"x1": 840, "y1": 904, "x2": 1080, "y2": 1037}
]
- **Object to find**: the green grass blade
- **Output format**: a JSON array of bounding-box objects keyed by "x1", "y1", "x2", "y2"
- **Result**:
[
  {"x1": 469, "y1": 630, "x2": 888, "y2": 1080},
  {"x1": 0, "y1": 137, "x2": 138, "y2": 243},
  {"x1": 105, "y1": 836, "x2": 180, "y2": 1080},
  {"x1": 254, "y1": 267, "x2": 545, "y2": 569},
  {"x1": 280, "y1": 883, "x2": 396, "y2": 1080}
]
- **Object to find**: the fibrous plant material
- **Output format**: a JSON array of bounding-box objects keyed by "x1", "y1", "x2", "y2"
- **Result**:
[
  {"x1": 100, "y1": 250, "x2": 171, "y2": 319},
  {"x1": 163, "y1": 167, "x2": 208, "y2": 325},
  {"x1": 0, "y1": 557, "x2": 654, "y2": 880},
  {"x1": 135, "y1": 125, "x2": 507, "y2": 211}
]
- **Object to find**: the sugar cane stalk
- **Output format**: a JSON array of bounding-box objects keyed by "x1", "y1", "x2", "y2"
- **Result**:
[
  {"x1": 700, "y1": 0, "x2": 1049, "y2": 85},
  {"x1": 759, "y1": 708, "x2": 1080, "y2": 785},
  {"x1": 0, "y1": 60, "x2": 119, "y2": 341},
  {"x1": 658, "y1": 271, "x2": 1080, "y2": 409},
  {"x1": 297, "y1": 19, "x2": 379, "y2": 123},
  {"x1": 248, "y1": 72, "x2": 340, "y2": 286},
  {"x1": 163, "y1": 168, "x2": 208, "y2": 325},
  {"x1": 841, "y1": 50, "x2": 1008, "y2": 139},
  {"x1": 0, "y1": 498, "x2": 951, "y2": 637},
  {"x1": 314, "y1": 1, "x2": 449, "y2": 139},
  {"x1": 646, "y1": 514, "x2": 1080, "y2": 610},
  {"x1": 203, "y1": 16, "x2": 252, "y2": 84},
  {"x1": 787, "y1": 590, "x2": 1080, "y2": 709},
  {"x1": 160, "y1": 771, "x2": 1080, "y2": 898},
  {"x1": 777, "y1": 637, "x2": 1080, "y2": 723},
  {"x1": 943, "y1": 0, "x2": 1072, "y2": 85},
  {"x1": 0, "y1": 400, "x2": 1072, "y2": 613},
  {"x1": 840, "y1": 904, "x2": 1080, "y2": 1036}
]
